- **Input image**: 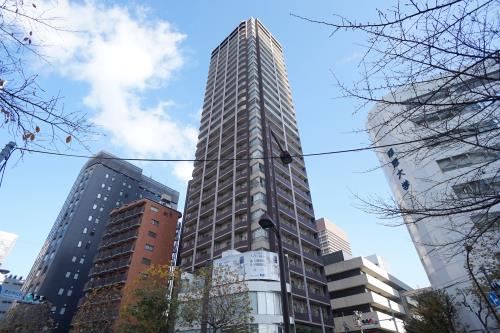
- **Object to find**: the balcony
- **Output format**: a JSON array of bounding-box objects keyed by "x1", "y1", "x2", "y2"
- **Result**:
[
  {"x1": 294, "y1": 187, "x2": 311, "y2": 202},
  {"x1": 282, "y1": 242, "x2": 301, "y2": 256},
  {"x1": 216, "y1": 209, "x2": 232, "y2": 223},
  {"x1": 234, "y1": 239, "x2": 248, "y2": 249},
  {"x1": 100, "y1": 230, "x2": 138, "y2": 248},
  {"x1": 302, "y1": 250, "x2": 323, "y2": 266},
  {"x1": 300, "y1": 233, "x2": 319, "y2": 248},
  {"x1": 288, "y1": 263, "x2": 303, "y2": 276},
  {"x1": 103, "y1": 219, "x2": 141, "y2": 238},
  {"x1": 305, "y1": 270, "x2": 327, "y2": 284},
  {"x1": 215, "y1": 224, "x2": 231, "y2": 239},
  {"x1": 90, "y1": 257, "x2": 131, "y2": 277},
  {"x1": 95, "y1": 243, "x2": 134, "y2": 262},
  {"x1": 234, "y1": 220, "x2": 248, "y2": 232},
  {"x1": 198, "y1": 219, "x2": 213, "y2": 232},
  {"x1": 291, "y1": 286, "x2": 307, "y2": 298},
  {"x1": 85, "y1": 272, "x2": 127, "y2": 290},
  {"x1": 197, "y1": 233, "x2": 212, "y2": 247},
  {"x1": 308, "y1": 291, "x2": 330, "y2": 304},
  {"x1": 296, "y1": 200, "x2": 314, "y2": 216},
  {"x1": 277, "y1": 188, "x2": 294, "y2": 205},
  {"x1": 293, "y1": 312, "x2": 309, "y2": 322},
  {"x1": 281, "y1": 223, "x2": 298, "y2": 236},
  {"x1": 331, "y1": 291, "x2": 406, "y2": 315},
  {"x1": 280, "y1": 206, "x2": 296, "y2": 220},
  {"x1": 328, "y1": 274, "x2": 401, "y2": 300}
]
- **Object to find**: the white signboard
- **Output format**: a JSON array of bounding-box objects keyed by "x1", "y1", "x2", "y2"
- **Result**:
[
  {"x1": 214, "y1": 250, "x2": 280, "y2": 281},
  {"x1": 0, "y1": 285, "x2": 23, "y2": 300}
]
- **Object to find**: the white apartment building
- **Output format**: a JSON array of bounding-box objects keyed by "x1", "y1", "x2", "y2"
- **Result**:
[
  {"x1": 324, "y1": 251, "x2": 411, "y2": 333},
  {"x1": 366, "y1": 63, "x2": 499, "y2": 331},
  {"x1": 316, "y1": 218, "x2": 352, "y2": 256}
]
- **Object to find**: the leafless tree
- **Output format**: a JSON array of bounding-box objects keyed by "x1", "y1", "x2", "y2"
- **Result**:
[
  {"x1": 0, "y1": 0, "x2": 92, "y2": 152},
  {"x1": 294, "y1": 0, "x2": 499, "y2": 259},
  {"x1": 177, "y1": 265, "x2": 254, "y2": 333}
]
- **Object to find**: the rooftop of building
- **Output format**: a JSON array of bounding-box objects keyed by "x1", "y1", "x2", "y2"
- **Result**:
[
  {"x1": 109, "y1": 197, "x2": 182, "y2": 218},
  {"x1": 324, "y1": 250, "x2": 413, "y2": 291}
]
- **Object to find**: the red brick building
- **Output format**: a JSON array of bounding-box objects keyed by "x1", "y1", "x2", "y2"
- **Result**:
[{"x1": 73, "y1": 198, "x2": 181, "y2": 329}]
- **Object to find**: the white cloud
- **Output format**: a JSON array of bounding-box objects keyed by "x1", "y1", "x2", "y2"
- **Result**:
[{"x1": 22, "y1": 1, "x2": 197, "y2": 181}]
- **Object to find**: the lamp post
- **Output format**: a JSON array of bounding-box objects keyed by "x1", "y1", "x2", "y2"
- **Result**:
[{"x1": 259, "y1": 126, "x2": 293, "y2": 333}]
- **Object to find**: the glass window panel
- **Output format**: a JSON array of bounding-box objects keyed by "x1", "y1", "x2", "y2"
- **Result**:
[
  {"x1": 266, "y1": 292, "x2": 274, "y2": 315},
  {"x1": 257, "y1": 291, "x2": 266, "y2": 314}
]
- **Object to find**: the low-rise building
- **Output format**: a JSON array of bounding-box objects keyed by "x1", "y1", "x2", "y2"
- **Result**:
[
  {"x1": 0, "y1": 274, "x2": 24, "y2": 320},
  {"x1": 324, "y1": 251, "x2": 412, "y2": 332},
  {"x1": 177, "y1": 249, "x2": 303, "y2": 333}
]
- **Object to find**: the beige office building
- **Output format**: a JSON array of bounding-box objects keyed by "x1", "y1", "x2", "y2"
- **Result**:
[{"x1": 316, "y1": 218, "x2": 352, "y2": 256}]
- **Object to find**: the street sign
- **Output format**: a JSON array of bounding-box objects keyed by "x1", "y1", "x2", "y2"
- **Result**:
[{"x1": 488, "y1": 292, "x2": 500, "y2": 307}]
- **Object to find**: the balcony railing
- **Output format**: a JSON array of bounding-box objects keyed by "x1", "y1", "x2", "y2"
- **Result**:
[
  {"x1": 84, "y1": 272, "x2": 127, "y2": 290},
  {"x1": 95, "y1": 243, "x2": 134, "y2": 262},
  {"x1": 90, "y1": 257, "x2": 131, "y2": 276},
  {"x1": 100, "y1": 230, "x2": 138, "y2": 248}
]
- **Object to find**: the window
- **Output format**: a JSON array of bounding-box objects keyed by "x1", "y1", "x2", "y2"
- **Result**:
[
  {"x1": 101, "y1": 183, "x2": 105, "y2": 188},
  {"x1": 97, "y1": 193, "x2": 101, "y2": 199},
  {"x1": 88, "y1": 216, "x2": 93, "y2": 222},
  {"x1": 51, "y1": 306, "x2": 56, "y2": 312},
  {"x1": 71, "y1": 256, "x2": 77, "y2": 262},
  {"x1": 107, "y1": 186, "x2": 111, "y2": 191},
  {"x1": 58, "y1": 288, "x2": 64, "y2": 295},
  {"x1": 92, "y1": 204, "x2": 97, "y2": 210},
  {"x1": 65, "y1": 272, "x2": 71, "y2": 278},
  {"x1": 105, "y1": 173, "x2": 109, "y2": 178},
  {"x1": 103, "y1": 196, "x2": 108, "y2": 201},
  {"x1": 67, "y1": 289, "x2": 73, "y2": 296},
  {"x1": 99, "y1": 207, "x2": 104, "y2": 212},
  {"x1": 79, "y1": 258, "x2": 85, "y2": 264},
  {"x1": 82, "y1": 228, "x2": 88, "y2": 234},
  {"x1": 151, "y1": 219, "x2": 159, "y2": 226},
  {"x1": 74, "y1": 273, "x2": 79, "y2": 279},
  {"x1": 59, "y1": 307, "x2": 66, "y2": 315},
  {"x1": 145, "y1": 244, "x2": 154, "y2": 252},
  {"x1": 142, "y1": 258, "x2": 152, "y2": 265},
  {"x1": 77, "y1": 241, "x2": 82, "y2": 248},
  {"x1": 148, "y1": 231, "x2": 157, "y2": 238},
  {"x1": 151, "y1": 206, "x2": 159, "y2": 213},
  {"x1": 116, "y1": 201, "x2": 120, "y2": 206},
  {"x1": 85, "y1": 241, "x2": 91, "y2": 249}
]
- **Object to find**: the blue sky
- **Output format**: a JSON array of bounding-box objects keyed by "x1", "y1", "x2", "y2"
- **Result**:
[{"x1": 0, "y1": 0, "x2": 430, "y2": 288}]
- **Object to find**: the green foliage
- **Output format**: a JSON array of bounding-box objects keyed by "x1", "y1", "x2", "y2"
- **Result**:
[
  {"x1": 115, "y1": 264, "x2": 178, "y2": 333},
  {"x1": 405, "y1": 290, "x2": 466, "y2": 333},
  {"x1": 70, "y1": 285, "x2": 121, "y2": 333},
  {"x1": 0, "y1": 302, "x2": 54, "y2": 333}
]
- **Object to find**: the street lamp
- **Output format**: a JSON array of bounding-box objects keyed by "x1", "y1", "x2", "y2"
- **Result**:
[
  {"x1": 259, "y1": 126, "x2": 293, "y2": 333},
  {"x1": 259, "y1": 214, "x2": 291, "y2": 333}
]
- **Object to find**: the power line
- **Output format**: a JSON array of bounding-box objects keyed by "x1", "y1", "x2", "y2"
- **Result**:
[{"x1": 13, "y1": 127, "x2": 499, "y2": 163}]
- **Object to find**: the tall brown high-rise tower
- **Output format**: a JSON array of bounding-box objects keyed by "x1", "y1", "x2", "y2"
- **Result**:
[{"x1": 180, "y1": 18, "x2": 332, "y2": 330}]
